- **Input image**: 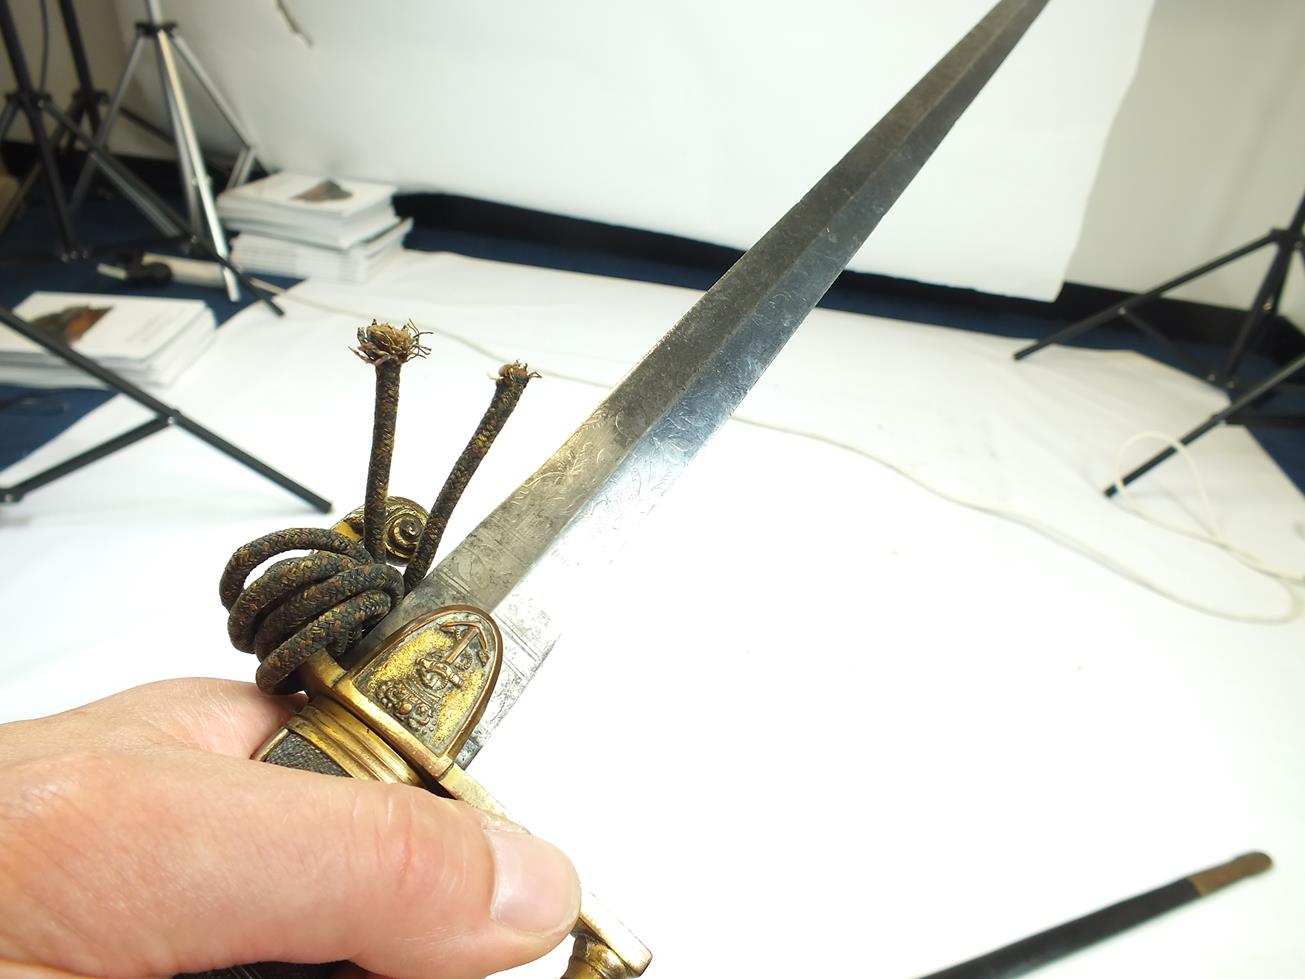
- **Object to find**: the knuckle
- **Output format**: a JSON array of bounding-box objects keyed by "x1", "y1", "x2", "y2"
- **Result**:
[
  {"x1": 350, "y1": 785, "x2": 480, "y2": 917},
  {"x1": 358, "y1": 785, "x2": 424, "y2": 894}
]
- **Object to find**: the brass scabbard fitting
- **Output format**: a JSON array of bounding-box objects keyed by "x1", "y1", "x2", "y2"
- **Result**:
[
  {"x1": 564, "y1": 934, "x2": 642, "y2": 979},
  {"x1": 254, "y1": 604, "x2": 651, "y2": 978}
]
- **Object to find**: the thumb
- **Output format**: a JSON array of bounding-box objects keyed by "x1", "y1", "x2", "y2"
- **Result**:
[{"x1": 0, "y1": 746, "x2": 580, "y2": 979}]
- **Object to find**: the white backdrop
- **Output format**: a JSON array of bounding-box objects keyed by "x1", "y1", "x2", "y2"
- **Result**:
[{"x1": 112, "y1": 0, "x2": 1153, "y2": 299}]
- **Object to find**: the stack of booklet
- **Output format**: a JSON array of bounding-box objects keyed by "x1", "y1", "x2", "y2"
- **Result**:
[
  {"x1": 0, "y1": 292, "x2": 216, "y2": 390},
  {"x1": 219, "y1": 172, "x2": 411, "y2": 283}
]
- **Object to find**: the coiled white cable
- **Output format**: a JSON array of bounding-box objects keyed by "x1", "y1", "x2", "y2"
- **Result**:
[
  {"x1": 745, "y1": 419, "x2": 1304, "y2": 624},
  {"x1": 1111, "y1": 431, "x2": 1305, "y2": 582}
]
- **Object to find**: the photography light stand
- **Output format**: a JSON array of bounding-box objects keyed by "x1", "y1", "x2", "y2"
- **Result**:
[
  {"x1": 69, "y1": 0, "x2": 258, "y2": 302},
  {"x1": 0, "y1": 2, "x2": 316, "y2": 510},
  {"x1": 0, "y1": 304, "x2": 330, "y2": 512},
  {"x1": 1013, "y1": 187, "x2": 1305, "y2": 496},
  {"x1": 0, "y1": 0, "x2": 281, "y2": 314},
  {"x1": 0, "y1": 0, "x2": 180, "y2": 236},
  {"x1": 0, "y1": 0, "x2": 95, "y2": 233}
]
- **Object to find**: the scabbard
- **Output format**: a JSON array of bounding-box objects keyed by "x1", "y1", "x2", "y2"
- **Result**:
[{"x1": 915, "y1": 852, "x2": 1273, "y2": 979}]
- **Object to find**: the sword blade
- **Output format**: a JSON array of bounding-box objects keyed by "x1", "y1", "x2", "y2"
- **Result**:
[{"x1": 357, "y1": 0, "x2": 1050, "y2": 763}]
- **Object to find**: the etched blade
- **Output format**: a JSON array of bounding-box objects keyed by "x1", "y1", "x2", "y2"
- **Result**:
[{"x1": 355, "y1": 0, "x2": 1051, "y2": 763}]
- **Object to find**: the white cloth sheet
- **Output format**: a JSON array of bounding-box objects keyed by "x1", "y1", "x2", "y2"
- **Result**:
[
  {"x1": 121, "y1": 0, "x2": 1153, "y2": 299},
  {"x1": 1, "y1": 251, "x2": 1302, "y2": 977}
]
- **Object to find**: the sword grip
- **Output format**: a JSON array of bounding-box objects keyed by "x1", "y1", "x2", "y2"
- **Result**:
[
  {"x1": 175, "y1": 709, "x2": 421, "y2": 979},
  {"x1": 179, "y1": 955, "x2": 334, "y2": 979},
  {"x1": 176, "y1": 693, "x2": 650, "y2": 978}
]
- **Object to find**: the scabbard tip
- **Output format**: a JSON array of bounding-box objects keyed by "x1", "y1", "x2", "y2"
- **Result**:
[{"x1": 1189, "y1": 851, "x2": 1273, "y2": 896}]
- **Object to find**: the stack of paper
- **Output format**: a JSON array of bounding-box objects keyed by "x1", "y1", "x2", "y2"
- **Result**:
[
  {"x1": 231, "y1": 218, "x2": 412, "y2": 284},
  {"x1": 0, "y1": 292, "x2": 216, "y2": 390},
  {"x1": 218, "y1": 172, "x2": 410, "y2": 282}
]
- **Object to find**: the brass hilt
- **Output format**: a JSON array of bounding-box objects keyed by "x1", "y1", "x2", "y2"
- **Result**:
[
  {"x1": 257, "y1": 604, "x2": 651, "y2": 978},
  {"x1": 564, "y1": 934, "x2": 642, "y2": 979},
  {"x1": 333, "y1": 496, "x2": 426, "y2": 563},
  {"x1": 441, "y1": 763, "x2": 651, "y2": 977}
]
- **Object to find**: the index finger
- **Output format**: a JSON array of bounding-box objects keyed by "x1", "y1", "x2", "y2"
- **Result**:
[{"x1": 0, "y1": 679, "x2": 302, "y2": 764}]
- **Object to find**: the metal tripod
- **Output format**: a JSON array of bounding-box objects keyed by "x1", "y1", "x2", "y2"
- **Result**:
[
  {"x1": 1013, "y1": 187, "x2": 1305, "y2": 495},
  {"x1": 0, "y1": 0, "x2": 280, "y2": 314},
  {"x1": 0, "y1": 0, "x2": 173, "y2": 239},
  {"x1": 68, "y1": 0, "x2": 258, "y2": 301}
]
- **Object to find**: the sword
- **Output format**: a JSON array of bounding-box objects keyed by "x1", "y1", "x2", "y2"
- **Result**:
[{"x1": 208, "y1": 1, "x2": 1050, "y2": 975}]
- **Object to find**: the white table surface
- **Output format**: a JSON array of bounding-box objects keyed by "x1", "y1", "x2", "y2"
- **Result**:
[{"x1": 1, "y1": 251, "x2": 1302, "y2": 977}]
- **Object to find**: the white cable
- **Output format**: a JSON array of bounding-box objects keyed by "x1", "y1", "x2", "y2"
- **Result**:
[
  {"x1": 1112, "y1": 431, "x2": 1305, "y2": 583},
  {"x1": 743, "y1": 418, "x2": 1303, "y2": 625},
  {"x1": 251, "y1": 278, "x2": 1305, "y2": 625},
  {"x1": 249, "y1": 277, "x2": 608, "y2": 389}
]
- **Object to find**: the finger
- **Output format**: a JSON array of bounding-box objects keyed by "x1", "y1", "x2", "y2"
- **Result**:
[
  {"x1": 0, "y1": 963, "x2": 104, "y2": 979},
  {"x1": 123, "y1": 678, "x2": 304, "y2": 757},
  {"x1": 0, "y1": 679, "x2": 302, "y2": 763},
  {"x1": 0, "y1": 747, "x2": 579, "y2": 979}
]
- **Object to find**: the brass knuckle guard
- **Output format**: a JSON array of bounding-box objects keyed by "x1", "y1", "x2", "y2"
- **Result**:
[{"x1": 253, "y1": 604, "x2": 651, "y2": 978}]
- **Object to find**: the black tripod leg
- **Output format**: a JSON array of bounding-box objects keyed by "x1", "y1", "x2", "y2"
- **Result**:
[
  {"x1": 0, "y1": 100, "x2": 24, "y2": 234},
  {"x1": 58, "y1": 0, "x2": 102, "y2": 132},
  {"x1": 0, "y1": 101, "x2": 91, "y2": 234},
  {"x1": 0, "y1": 0, "x2": 80, "y2": 255},
  {"x1": 1105, "y1": 348, "x2": 1305, "y2": 496},
  {"x1": 69, "y1": 32, "x2": 148, "y2": 212},
  {"x1": 1014, "y1": 233, "x2": 1276, "y2": 361},
  {"x1": 1217, "y1": 236, "x2": 1293, "y2": 383},
  {"x1": 0, "y1": 306, "x2": 328, "y2": 512},
  {"x1": 171, "y1": 413, "x2": 331, "y2": 512},
  {"x1": 0, "y1": 97, "x2": 15, "y2": 140},
  {"x1": 20, "y1": 98, "x2": 80, "y2": 256},
  {"x1": 1, "y1": 417, "x2": 169, "y2": 503}
]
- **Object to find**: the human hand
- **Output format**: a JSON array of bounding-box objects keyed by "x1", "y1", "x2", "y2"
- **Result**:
[{"x1": 0, "y1": 678, "x2": 580, "y2": 979}]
